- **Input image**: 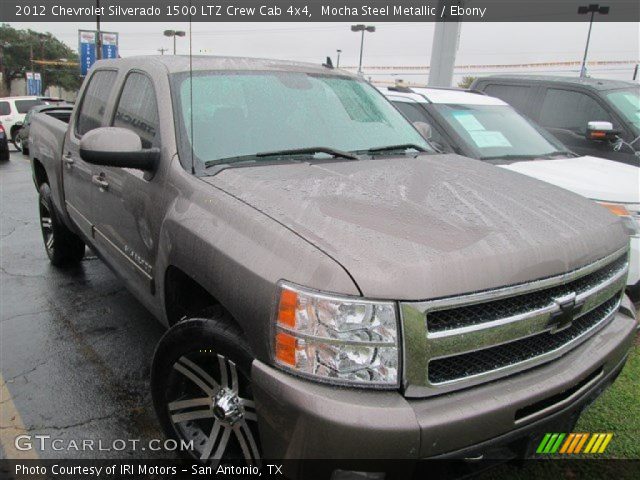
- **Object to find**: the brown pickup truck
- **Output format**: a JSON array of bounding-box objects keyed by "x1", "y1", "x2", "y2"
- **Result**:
[{"x1": 29, "y1": 56, "x2": 637, "y2": 477}]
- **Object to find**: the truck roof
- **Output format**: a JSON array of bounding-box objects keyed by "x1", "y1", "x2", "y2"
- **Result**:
[
  {"x1": 378, "y1": 86, "x2": 507, "y2": 106},
  {"x1": 92, "y1": 55, "x2": 356, "y2": 77},
  {"x1": 474, "y1": 74, "x2": 637, "y2": 91}
]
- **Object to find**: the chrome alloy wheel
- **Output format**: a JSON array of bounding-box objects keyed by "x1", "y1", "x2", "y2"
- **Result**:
[
  {"x1": 167, "y1": 353, "x2": 260, "y2": 465},
  {"x1": 39, "y1": 197, "x2": 54, "y2": 255}
]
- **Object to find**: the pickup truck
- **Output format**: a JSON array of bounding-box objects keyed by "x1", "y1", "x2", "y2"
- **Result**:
[
  {"x1": 470, "y1": 75, "x2": 640, "y2": 167},
  {"x1": 29, "y1": 56, "x2": 637, "y2": 476},
  {"x1": 381, "y1": 86, "x2": 640, "y2": 302}
]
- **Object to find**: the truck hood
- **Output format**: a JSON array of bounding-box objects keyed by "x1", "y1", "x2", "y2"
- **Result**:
[
  {"x1": 499, "y1": 156, "x2": 640, "y2": 203},
  {"x1": 205, "y1": 154, "x2": 628, "y2": 300}
]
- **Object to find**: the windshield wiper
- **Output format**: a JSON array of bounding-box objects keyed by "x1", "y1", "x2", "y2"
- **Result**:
[
  {"x1": 366, "y1": 143, "x2": 427, "y2": 154},
  {"x1": 204, "y1": 146, "x2": 357, "y2": 169},
  {"x1": 481, "y1": 154, "x2": 546, "y2": 161},
  {"x1": 256, "y1": 146, "x2": 358, "y2": 160},
  {"x1": 538, "y1": 151, "x2": 576, "y2": 159}
]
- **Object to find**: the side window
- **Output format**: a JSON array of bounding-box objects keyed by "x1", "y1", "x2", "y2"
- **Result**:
[
  {"x1": 393, "y1": 101, "x2": 449, "y2": 149},
  {"x1": 539, "y1": 89, "x2": 611, "y2": 134},
  {"x1": 0, "y1": 101, "x2": 11, "y2": 116},
  {"x1": 76, "y1": 70, "x2": 118, "y2": 136},
  {"x1": 112, "y1": 73, "x2": 159, "y2": 148},
  {"x1": 483, "y1": 84, "x2": 532, "y2": 113}
]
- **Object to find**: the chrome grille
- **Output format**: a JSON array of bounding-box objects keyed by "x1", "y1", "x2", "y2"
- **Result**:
[
  {"x1": 428, "y1": 296, "x2": 620, "y2": 384},
  {"x1": 400, "y1": 247, "x2": 629, "y2": 397},
  {"x1": 427, "y1": 254, "x2": 627, "y2": 333}
]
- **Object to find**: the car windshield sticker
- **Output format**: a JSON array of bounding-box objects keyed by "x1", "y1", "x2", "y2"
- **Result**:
[
  {"x1": 452, "y1": 111, "x2": 485, "y2": 131},
  {"x1": 468, "y1": 130, "x2": 513, "y2": 148}
]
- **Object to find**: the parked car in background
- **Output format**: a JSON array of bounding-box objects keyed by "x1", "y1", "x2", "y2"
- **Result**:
[
  {"x1": 0, "y1": 122, "x2": 9, "y2": 161},
  {"x1": 0, "y1": 96, "x2": 64, "y2": 147},
  {"x1": 26, "y1": 56, "x2": 637, "y2": 474},
  {"x1": 382, "y1": 86, "x2": 640, "y2": 300},
  {"x1": 15, "y1": 104, "x2": 74, "y2": 156},
  {"x1": 470, "y1": 75, "x2": 640, "y2": 166}
]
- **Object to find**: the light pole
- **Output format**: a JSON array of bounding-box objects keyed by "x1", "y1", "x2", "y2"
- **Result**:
[
  {"x1": 350, "y1": 24, "x2": 375, "y2": 76},
  {"x1": 336, "y1": 49, "x2": 342, "y2": 68},
  {"x1": 578, "y1": 4, "x2": 609, "y2": 78},
  {"x1": 164, "y1": 30, "x2": 186, "y2": 55}
]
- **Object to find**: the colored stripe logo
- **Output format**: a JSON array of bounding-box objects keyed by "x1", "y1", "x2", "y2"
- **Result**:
[{"x1": 537, "y1": 433, "x2": 613, "y2": 454}]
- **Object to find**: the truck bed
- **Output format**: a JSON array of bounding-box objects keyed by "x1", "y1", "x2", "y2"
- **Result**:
[{"x1": 29, "y1": 110, "x2": 71, "y2": 220}]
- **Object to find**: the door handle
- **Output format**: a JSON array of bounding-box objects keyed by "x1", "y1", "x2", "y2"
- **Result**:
[
  {"x1": 62, "y1": 153, "x2": 74, "y2": 166},
  {"x1": 91, "y1": 175, "x2": 109, "y2": 190}
]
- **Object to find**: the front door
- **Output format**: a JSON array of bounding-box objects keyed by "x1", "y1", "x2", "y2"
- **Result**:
[
  {"x1": 90, "y1": 72, "x2": 162, "y2": 297},
  {"x1": 537, "y1": 87, "x2": 637, "y2": 165}
]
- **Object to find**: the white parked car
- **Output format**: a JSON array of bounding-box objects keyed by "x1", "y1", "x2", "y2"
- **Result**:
[
  {"x1": 381, "y1": 86, "x2": 640, "y2": 299},
  {"x1": 0, "y1": 96, "x2": 62, "y2": 146}
]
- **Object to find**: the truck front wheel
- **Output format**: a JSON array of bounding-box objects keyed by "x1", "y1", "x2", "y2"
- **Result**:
[
  {"x1": 151, "y1": 310, "x2": 261, "y2": 466},
  {"x1": 38, "y1": 183, "x2": 85, "y2": 266}
]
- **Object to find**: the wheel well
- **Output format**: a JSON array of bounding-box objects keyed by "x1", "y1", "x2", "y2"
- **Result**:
[
  {"x1": 10, "y1": 125, "x2": 20, "y2": 140},
  {"x1": 164, "y1": 266, "x2": 220, "y2": 326},
  {"x1": 32, "y1": 159, "x2": 48, "y2": 187}
]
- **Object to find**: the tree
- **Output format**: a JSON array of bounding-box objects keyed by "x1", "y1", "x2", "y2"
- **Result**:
[
  {"x1": 457, "y1": 76, "x2": 477, "y2": 89},
  {"x1": 0, "y1": 24, "x2": 81, "y2": 94}
]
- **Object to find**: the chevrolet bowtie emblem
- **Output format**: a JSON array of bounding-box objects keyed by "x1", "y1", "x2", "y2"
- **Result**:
[{"x1": 549, "y1": 292, "x2": 584, "y2": 333}]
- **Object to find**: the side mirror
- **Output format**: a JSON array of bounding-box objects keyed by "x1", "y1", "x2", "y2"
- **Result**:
[
  {"x1": 413, "y1": 121, "x2": 432, "y2": 140},
  {"x1": 79, "y1": 127, "x2": 159, "y2": 170},
  {"x1": 586, "y1": 121, "x2": 619, "y2": 142}
]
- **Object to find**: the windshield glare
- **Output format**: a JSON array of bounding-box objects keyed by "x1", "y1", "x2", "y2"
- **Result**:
[
  {"x1": 606, "y1": 88, "x2": 640, "y2": 131},
  {"x1": 433, "y1": 103, "x2": 566, "y2": 160},
  {"x1": 175, "y1": 71, "x2": 430, "y2": 170}
]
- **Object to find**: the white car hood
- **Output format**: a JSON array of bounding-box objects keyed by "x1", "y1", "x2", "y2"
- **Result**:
[{"x1": 499, "y1": 156, "x2": 640, "y2": 203}]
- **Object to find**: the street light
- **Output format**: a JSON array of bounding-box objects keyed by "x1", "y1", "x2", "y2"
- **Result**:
[
  {"x1": 336, "y1": 49, "x2": 342, "y2": 68},
  {"x1": 351, "y1": 24, "x2": 375, "y2": 75},
  {"x1": 578, "y1": 4, "x2": 609, "y2": 77},
  {"x1": 164, "y1": 29, "x2": 186, "y2": 55}
]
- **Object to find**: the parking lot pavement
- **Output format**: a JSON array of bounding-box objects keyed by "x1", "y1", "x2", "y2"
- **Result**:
[{"x1": 0, "y1": 151, "x2": 170, "y2": 459}]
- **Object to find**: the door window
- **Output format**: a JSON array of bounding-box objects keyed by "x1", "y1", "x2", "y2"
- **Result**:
[
  {"x1": 483, "y1": 84, "x2": 532, "y2": 113},
  {"x1": 113, "y1": 73, "x2": 159, "y2": 148},
  {"x1": 393, "y1": 101, "x2": 450, "y2": 150},
  {"x1": 539, "y1": 88, "x2": 611, "y2": 134},
  {"x1": 15, "y1": 99, "x2": 44, "y2": 113},
  {"x1": 76, "y1": 70, "x2": 118, "y2": 136},
  {"x1": 0, "y1": 101, "x2": 11, "y2": 116}
]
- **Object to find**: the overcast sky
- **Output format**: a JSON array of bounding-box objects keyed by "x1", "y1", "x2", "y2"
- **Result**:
[{"x1": 9, "y1": 21, "x2": 640, "y2": 82}]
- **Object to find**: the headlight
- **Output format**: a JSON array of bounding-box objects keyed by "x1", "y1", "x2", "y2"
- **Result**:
[
  {"x1": 273, "y1": 282, "x2": 399, "y2": 388},
  {"x1": 598, "y1": 202, "x2": 640, "y2": 235}
]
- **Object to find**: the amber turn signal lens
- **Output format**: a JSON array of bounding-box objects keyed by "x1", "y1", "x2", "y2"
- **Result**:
[
  {"x1": 277, "y1": 288, "x2": 298, "y2": 328},
  {"x1": 600, "y1": 203, "x2": 630, "y2": 217},
  {"x1": 275, "y1": 332, "x2": 297, "y2": 366}
]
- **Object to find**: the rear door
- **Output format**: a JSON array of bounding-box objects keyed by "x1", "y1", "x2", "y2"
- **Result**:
[
  {"x1": 91, "y1": 71, "x2": 161, "y2": 296},
  {"x1": 62, "y1": 69, "x2": 118, "y2": 238}
]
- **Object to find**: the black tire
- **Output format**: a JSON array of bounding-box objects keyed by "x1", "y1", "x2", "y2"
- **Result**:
[
  {"x1": 38, "y1": 183, "x2": 85, "y2": 266},
  {"x1": 151, "y1": 309, "x2": 261, "y2": 466},
  {"x1": 13, "y1": 135, "x2": 23, "y2": 152}
]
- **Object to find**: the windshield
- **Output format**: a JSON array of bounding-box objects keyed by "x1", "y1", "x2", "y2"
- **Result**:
[
  {"x1": 172, "y1": 71, "x2": 430, "y2": 172},
  {"x1": 605, "y1": 87, "x2": 640, "y2": 131},
  {"x1": 15, "y1": 99, "x2": 44, "y2": 114},
  {"x1": 432, "y1": 103, "x2": 569, "y2": 160}
]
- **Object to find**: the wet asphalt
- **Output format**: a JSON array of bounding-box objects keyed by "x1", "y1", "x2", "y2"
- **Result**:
[{"x1": 0, "y1": 150, "x2": 170, "y2": 459}]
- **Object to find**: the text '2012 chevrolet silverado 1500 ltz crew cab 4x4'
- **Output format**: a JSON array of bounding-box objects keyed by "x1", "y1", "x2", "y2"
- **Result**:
[{"x1": 28, "y1": 56, "x2": 637, "y2": 478}]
